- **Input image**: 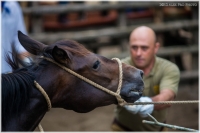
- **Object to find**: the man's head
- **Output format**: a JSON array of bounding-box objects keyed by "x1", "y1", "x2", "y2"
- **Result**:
[{"x1": 129, "y1": 26, "x2": 160, "y2": 70}]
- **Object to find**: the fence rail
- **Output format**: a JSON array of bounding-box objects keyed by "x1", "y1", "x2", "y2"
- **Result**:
[
  {"x1": 29, "y1": 19, "x2": 198, "y2": 44},
  {"x1": 21, "y1": 2, "x2": 198, "y2": 82},
  {"x1": 180, "y1": 70, "x2": 198, "y2": 81},
  {"x1": 22, "y1": 2, "x2": 162, "y2": 15},
  {"x1": 106, "y1": 45, "x2": 198, "y2": 59}
]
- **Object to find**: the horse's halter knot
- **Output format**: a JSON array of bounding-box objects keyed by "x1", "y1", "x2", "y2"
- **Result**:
[{"x1": 36, "y1": 56, "x2": 126, "y2": 106}]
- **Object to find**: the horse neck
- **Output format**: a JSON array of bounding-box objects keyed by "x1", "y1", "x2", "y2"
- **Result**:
[
  {"x1": 17, "y1": 65, "x2": 62, "y2": 131},
  {"x1": 3, "y1": 85, "x2": 48, "y2": 131},
  {"x1": 34, "y1": 63, "x2": 73, "y2": 106}
]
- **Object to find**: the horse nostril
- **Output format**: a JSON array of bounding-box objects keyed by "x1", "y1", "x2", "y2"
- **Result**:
[{"x1": 140, "y1": 70, "x2": 144, "y2": 78}]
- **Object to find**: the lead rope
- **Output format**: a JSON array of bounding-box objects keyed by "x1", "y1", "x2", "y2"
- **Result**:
[
  {"x1": 125, "y1": 100, "x2": 199, "y2": 105},
  {"x1": 34, "y1": 81, "x2": 52, "y2": 132}
]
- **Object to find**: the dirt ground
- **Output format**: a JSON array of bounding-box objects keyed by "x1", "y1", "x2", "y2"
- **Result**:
[{"x1": 35, "y1": 80, "x2": 199, "y2": 132}]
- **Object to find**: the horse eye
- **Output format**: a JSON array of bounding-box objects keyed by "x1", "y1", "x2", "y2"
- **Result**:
[{"x1": 93, "y1": 60, "x2": 100, "y2": 69}]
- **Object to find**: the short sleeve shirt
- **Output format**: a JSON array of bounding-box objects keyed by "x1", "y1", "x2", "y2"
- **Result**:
[{"x1": 115, "y1": 56, "x2": 180, "y2": 131}]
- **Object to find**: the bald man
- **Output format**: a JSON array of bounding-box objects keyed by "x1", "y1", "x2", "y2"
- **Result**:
[{"x1": 111, "y1": 26, "x2": 180, "y2": 131}]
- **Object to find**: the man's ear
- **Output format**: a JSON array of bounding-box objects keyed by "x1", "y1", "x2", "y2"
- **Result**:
[
  {"x1": 52, "y1": 46, "x2": 71, "y2": 64},
  {"x1": 154, "y1": 42, "x2": 160, "y2": 54}
]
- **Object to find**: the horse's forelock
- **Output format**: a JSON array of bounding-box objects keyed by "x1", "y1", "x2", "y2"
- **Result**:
[{"x1": 54, "y1": 40, "x2": 91, "y2": 56}]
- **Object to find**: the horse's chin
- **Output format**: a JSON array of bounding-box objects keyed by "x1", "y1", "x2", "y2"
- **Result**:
[
  {"x1": 73, "y1": 108, "x2": 95, "y2": 113},
  {"x1": 64, "y1": 106, "x2": 95, "y2": 113}
]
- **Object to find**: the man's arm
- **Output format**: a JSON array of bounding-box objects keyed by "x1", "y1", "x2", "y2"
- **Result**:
[
  {"x1": 151, "y1": 89, "x2": 175, "y2": 111},
  {"x1": 152, "y1": 60, "x2": 180, "y2": 111}
]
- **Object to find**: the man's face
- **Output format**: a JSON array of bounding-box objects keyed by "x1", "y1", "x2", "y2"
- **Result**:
[{"x1": 129, "y1": 33, "x2": 157, "y2": 69}]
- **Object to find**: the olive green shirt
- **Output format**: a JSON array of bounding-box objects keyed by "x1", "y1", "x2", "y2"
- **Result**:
[{"x1": 115, "y1": 56, "x2": 180, "y2": 131}]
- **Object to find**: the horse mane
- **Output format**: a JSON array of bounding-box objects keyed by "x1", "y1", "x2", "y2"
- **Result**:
[{"x1": 2, "y1": 44, "x2": 35, "y2": 124}]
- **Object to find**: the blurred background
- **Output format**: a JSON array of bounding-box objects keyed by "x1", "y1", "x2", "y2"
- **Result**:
[{"x1": 18, "y1": 1, "x2": 198, "y2": 131}]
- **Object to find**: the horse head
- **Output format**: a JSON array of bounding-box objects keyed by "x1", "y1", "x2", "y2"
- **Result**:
[{"x1": 18, "y1": 31, "x2": 144, "y2": 113}]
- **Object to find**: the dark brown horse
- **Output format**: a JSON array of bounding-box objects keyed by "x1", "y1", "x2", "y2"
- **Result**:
[{"x1": 2, "y1": 31, "x2": 144, "y2": 131}]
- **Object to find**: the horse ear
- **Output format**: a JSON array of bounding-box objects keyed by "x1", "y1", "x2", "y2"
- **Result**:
[
  {"x1": 52, "y1": 46, "x2": 70, "y2": 64},
  {"x1": 18, "y1": 31, "x2": 46, "y2": 55}
]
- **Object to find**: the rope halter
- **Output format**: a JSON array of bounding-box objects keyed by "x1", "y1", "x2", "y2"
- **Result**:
[
  {"x1": 33, "y1": 56, "x2": 199, "y2": 132},
  {"x1": 34, "y1": 56, "x2": 126, "y2": 131},
  {"x1": 36, "y1": 56, "x2": 126, "y2": 106}
]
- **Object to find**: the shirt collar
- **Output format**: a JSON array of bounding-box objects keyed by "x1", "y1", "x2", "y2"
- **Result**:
[{"x1": 148, "y1": 56, "x2": 157, "y2": 77}]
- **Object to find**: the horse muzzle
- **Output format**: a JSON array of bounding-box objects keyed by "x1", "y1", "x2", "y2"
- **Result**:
[{"x1": 120, "y1": 83, "x2": 144, "y2": 103}]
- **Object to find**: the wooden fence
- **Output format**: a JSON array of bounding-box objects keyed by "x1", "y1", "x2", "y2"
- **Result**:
[{"x1": 21, "y1": 1, "x2": 199, "y2": 80}]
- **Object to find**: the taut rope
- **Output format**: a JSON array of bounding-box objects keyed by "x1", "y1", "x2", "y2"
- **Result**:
[{"x1": 124, "y1": 100, "x2": 199, "y2": 105}]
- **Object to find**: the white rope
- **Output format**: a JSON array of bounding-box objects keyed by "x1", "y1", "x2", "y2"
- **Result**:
[
  {"x1": 112, "y1": 58, "x2": 126, "y2": 105},
  {"x1": 112, "y1": 58, "x2": 123, "y2": 95},
  {"x1": 124, "y1": 100, "x2": 199, "y2": 105},
  {"x1": 38, "y1": 123, "x2": 44, "y2": 132},
  {"x1": 34, "y1": 81, "x2": 52, "y2": 132},
  {"x1": 34, "y1": 81, "x2": 52, "y2": 110}
]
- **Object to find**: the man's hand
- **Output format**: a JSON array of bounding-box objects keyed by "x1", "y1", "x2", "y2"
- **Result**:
[{"x1": 125, "y1": 97, "x2": 154, "y2": 117}]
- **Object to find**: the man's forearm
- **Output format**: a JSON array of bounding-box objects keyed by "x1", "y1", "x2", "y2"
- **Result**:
[{"x1": 151, "y1": 89, "x2": 175, "y2": 111}]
